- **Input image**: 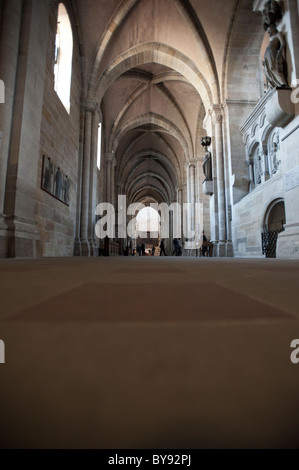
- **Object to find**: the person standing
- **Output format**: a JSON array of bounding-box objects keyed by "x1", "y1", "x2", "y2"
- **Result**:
[
  {"x1": 172, "y1": 238, "x2": 180, "y2": 256},
  {"x1": 160, "y1": 239, "x2": 167, "y2": 256},
  {"x1": 202, "y1": 231, "x2": 208, "y2": 257}
]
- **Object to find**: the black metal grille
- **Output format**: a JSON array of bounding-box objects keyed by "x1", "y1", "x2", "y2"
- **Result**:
[{"x1": 261, "y1": 225, "x2": 285, "y2": 258}]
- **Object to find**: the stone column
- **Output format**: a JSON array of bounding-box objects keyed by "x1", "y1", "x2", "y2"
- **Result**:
[
  {"x1": 211, "y1": 106, "x2": 227, "y2": 257},
  {"x1": 0, "y1": 0, "x2": 24, "y2": 256},
  {"x1": 1, "y1": 0, "x2": 49, "y2": 257},
  {"x1": 185, "y1": 161, "x2": 197, "y2": 255},
  {"x1": 104, "y1": 153, "x2": 114, "y2": 204},
  {"x1": 169, "y1": 204, "x2": 174, "y2": 255},
  {"x1": 176, "y1": 185, "x2": 183, "y2": 240},
  {"x1": 74, "y1": 104, "x2": 85, "y2": 256},
  {"x1": 0, "y1": 0, "x2": 23, "y2": 216},
  {"x1": 195, "y1": 157, "x2": 205, "y2": 255},
  {"x1": 80, "y1": 100, "x2": 97, "y2": 256},
  {"x1": 190, "y1": 162, "x2": 196, "y2": 243},
  {"x1": 104, "y1": 153, "x2": 116, "y2": 244},
  {"x1": 184, "y1": 162, "x2": 190, "y2": 254},
  {"x1": 88, "y1": 107, "x2": 100, "y2": 257}
]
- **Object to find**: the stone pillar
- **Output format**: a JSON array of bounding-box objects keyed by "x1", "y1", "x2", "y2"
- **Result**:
[
  {"x1": 111, "y1": 159, "x2": 116, "y2": 210},
  {"x1": 88, "y1": 107, "x2": 100, "y2": 257},
  {"x1": 184, "y1": 163, "x2": 190, "y2": 255},
  {"x1": 0, "y1": 0, "x2": 24, "y2": 256},
  {"x1": 1, "y1": 0, "x2": 49, "y2": 257},
  {"x1": 194, "y1": 158, "x2": 203, "y2": 249},
  {"x1": 80, "y1": 100, "x2": 97, "y2": 256},
  {"x1": 176, "y1": 185, "x2": 183, "y2": 241},
  {"x1": 211, "y1": 106, "x2": 227, "y2": 257},
  {"x1": 104, "y1": 153, "x2": 116, "y2": 243},
  {"x1": 190, "y1": 162, "x2": 197, "y2": 246},
  {"x1": 104, "y1": 153, "x2": 114, "y2": 204},
  {"x1": 0, "y1": 0, "x2": 23, "y2": 216},
  {"x1": 185, "y1": 161, "x2": 197, "y2": 255},
  {"x1": 74, "y1": 104, "x2": 85, "y2": 256},
  {"x1": 169, "y1": 204, "x2": 174, "y2": 255}
]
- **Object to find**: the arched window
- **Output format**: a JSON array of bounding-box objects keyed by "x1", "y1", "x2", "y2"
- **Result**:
[{"x1": 54, "y1": 3, "x2": 73, "y2": 113}]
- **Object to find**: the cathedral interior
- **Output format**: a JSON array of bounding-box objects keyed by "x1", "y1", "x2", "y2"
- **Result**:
[{"x1": 0, "y1": 0, "x2": 299, "y2": 449}]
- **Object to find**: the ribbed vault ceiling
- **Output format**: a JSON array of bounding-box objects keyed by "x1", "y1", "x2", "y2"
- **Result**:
[{"x1": 75, "y1": 0, "x2": 264, "y2": 205}]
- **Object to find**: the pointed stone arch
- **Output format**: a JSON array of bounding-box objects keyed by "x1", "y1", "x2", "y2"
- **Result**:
[
  {"x1": 222, "y1": 0, "x2": 265, "y2": 102},
  {"x1": 87, "y1": 0, "x2": 140, "y2": 95},
  {"x1": 111, "y1": 112, "x2": 193, "y2": 161},
  {"x1": 119, "y1": 150, "x2": 178, "y2": 186},
  {"x1": 95, "y1": 42, "x2": 213, "y2": 112}
]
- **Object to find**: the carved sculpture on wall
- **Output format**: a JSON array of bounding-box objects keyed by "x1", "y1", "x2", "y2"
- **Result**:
[
  {"x1": 269, "y1": 132, "x2": 281, "y2": 174},
  {"x1": 262, "y1": 0, "x2": 283, "y2": 29},
  {"x1": 42, "y1": 155, "x2": 71, "y2": 206},
  {"x1": 262, "y1": 1, "x2": 288, "y2": 89},
  {"x1": 201, "y1": 137, "x2": 213, "y2": 182},
  {"x1": 256, "y1": 150, "x2": 263, "y2": 185}
]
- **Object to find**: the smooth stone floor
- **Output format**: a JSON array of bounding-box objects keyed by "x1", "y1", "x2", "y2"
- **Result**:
[{"x1": 0, "y1": 256, "x2": 299, "y2": 449}]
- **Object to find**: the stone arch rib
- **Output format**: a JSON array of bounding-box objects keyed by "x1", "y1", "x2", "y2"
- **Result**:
[{"x1": 96, "y1": 42, "x2": 213, "y2": 112}]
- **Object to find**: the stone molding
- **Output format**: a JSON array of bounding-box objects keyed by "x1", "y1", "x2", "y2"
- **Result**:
[
  {"x1": 265, "y1": 88, "x2": 295, "y2": 128},
  {"x1": 240, "y1": 88, "x2": 275, "y2": 137}
]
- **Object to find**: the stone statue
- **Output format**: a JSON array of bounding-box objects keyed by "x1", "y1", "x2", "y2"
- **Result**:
[
  {"x1": 263, "y1": 25, "x2": 287, "y2": 88},
  {"x1": 262, "y1": 0, "x2": 283, "y2": 30},
  {"x1": 201, "y1": 136, "x2": 212, "y2": 182},
  {"x1": 203, "y1": 150, "x2": 212, "y2": 181},
  {"x1": 255, "y1": 155, "x2": 262, "y2": 185},
  {"x1": 270, "y1": 134, "x2": 280, "y2": 174},
  {"x1": 261, "y1": 1, "x2": 287, "y2": 89}
]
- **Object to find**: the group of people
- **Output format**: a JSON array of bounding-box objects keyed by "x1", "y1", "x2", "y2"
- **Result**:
[
  {"x1": 136, "y1": 242, "x2": 146, "y2": 256},
  {"x1": 134, "y1": 232, "x2": 210, "y2": 257},
  {"x1": 172, "y1": 238, "x2": 182, "y2": 256}
]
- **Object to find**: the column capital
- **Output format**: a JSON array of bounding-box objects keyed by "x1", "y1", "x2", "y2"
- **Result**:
[
  {"x1": 81, "y1": 98, "x2": 98, "y2": 114},
  {"x1": 104, "y1": 153, "x2": 116, "y2": 166},
  {"x1": 210, "y1": 105, "x2": 223, "y2": 125},
  {"x1": 185, "y1": 160, "x2": 196, "y2": 170}
]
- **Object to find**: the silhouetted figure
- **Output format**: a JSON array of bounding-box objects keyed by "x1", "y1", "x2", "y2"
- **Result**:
[
  {"x1": 141, "y1": 242, "x2": 146, "y2": 256},
  {"x1": 160, "y1": 239, "x2": 167, "y2": 256},
  {"x1": 202, "y1": 231, "x2": 208, "y2": 257},
  {"x1": 172, "y1": 238, "x2": 180, "y2": 256},
  {"x1": 177, "y1": 239, "x2": 182, "y2": 256}
]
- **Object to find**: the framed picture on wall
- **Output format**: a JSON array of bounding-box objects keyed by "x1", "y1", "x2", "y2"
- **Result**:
[{"x1": 41, "y1": 155, "x2": 70, "y2": 206}]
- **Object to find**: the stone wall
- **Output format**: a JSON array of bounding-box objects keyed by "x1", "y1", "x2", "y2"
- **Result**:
[
  {"x1": 232, "y1": 1, "x2": 299, "y2": 259},
  {"x1": 234, "y1": 91, "x2": 299, "y2": 258},
  {"x1": 35, "y1": 2, "x2": 81, "y2": 257}
]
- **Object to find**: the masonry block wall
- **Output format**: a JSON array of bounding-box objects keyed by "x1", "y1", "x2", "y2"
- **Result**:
[{"x1": 36, "y1": 3, "x2": 81, "y2": 257}]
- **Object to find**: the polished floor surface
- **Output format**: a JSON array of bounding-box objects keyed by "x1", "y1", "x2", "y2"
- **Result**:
[{"x1": 0, "y1": 256, "x2": 299, "y2": 449}]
